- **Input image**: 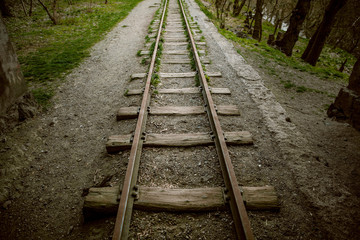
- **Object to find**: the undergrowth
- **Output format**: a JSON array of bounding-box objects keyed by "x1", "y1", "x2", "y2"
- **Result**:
[
  {"x1": 5, "y1": 0, "x2": 143, "y2": 108},
  {"x1": 194, "y1": 0, "x2": 356, "y2": 84}
]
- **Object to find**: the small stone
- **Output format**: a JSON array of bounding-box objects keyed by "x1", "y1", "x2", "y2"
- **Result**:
[
  {"x1": 285, "y1": 117, "x2": 291, "y2": 122},
  {"x1": 67, "y1": 226, "x2": 74, "y2": 235},
  {"x1": 3, "y1": 200, "x2": 11, "y2": 209}
]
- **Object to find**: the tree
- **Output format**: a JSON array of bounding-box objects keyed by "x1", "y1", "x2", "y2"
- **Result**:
[
  {"x1": 20, "y1": 0, "x2": 28, "y2": 16},
  {"x1": 328, "y1": 58, "x2": 360, "y2": 130},
  {"x1": 252, "y1": 0, "x2": 263, "y2": 41},
  {"x1": 29, "y1": 0, "x2": 33, "y2": 16},
  {"x1": 301, "y1": 0, "x2": 348, "y2": 66},
  {"x1": 0, "y1": 0, "x2": 12, "y2": 17},
  {"x1": 233, "y1": 0, "x2": 246, "y2": 17},
  {"x1": 275, "y1": 0, "x2": 311, "y2": 56},
  {"x1": 0, "y1": 17, "x2": 27, "y2": 114},
  {"x1": 215, "y1": 0, "x2": 228, "y2": 29},
  {"x1": 348, "y1": 58, "x2": 360, "y2": 93},
  {"x1": 37, "y1": 0, "x2": 59, "y2": 25}
]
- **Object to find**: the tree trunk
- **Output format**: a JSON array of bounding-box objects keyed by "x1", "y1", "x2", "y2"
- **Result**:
[
  {"x1": 219, "y1": 0, "x2": 227, "y2": 29},
  {"x1": 339, "y1": 59, "x2": 347, "y2": 72},
  {"x1": 252, "y1": 0, "x2": 263, "y2": 41},
  {"x1": 52, "y1": 0, "x2": 58, "y2": 23},
  {"x1": 268, "y1": 0, "x2": 278, "y2": 23},
  {"x1": 0, "y1": 18, "x2": 28, "y2": 114},
  {"x1": 0, "y1": 0, "x2": 12, "y2": 17},
  {"x1": 29, "y1": 0, "x2": 33, "y2": 16},
  {"x1": 328, "y1": 58, "x2": 360, "y2": 130},
  {"x1": 20, "y1": 0, "x2": 28, "y2": 16},
  {"x1": 37, "y1": 0, "x2": 58, "y2": 25},
  {"x1": 215, "y1": 0, "x2": 221, "y2": 19},
  {"x1": 348, "y1": 59, "x2": 360, "y2": 94},
  {"x1": 275, "y1": 0, "x2": 311, "y2": 56},
  {"x1": 301, "y1": 0, "x2": 348, "y2": 66},
  {"x1": 233, "y1": 0, "x2": 245, "y2": 17}
]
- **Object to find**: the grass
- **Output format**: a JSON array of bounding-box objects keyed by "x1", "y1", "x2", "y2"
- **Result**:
[
  {"x1": 151, "y1": 73, "x2": 160, "y2": 87},
  {"x1": 280, "y1": 80, "x2": 336, "y2": 98},
  {"x1": 141, "y1": 58, "x2": 148, "y2": 65},
  {"x1": 5, "y1": 0, "x2": 143, "y2": 108},
  {"x1": 194, "y1": 0, "x2": 356, "y2": 84}
]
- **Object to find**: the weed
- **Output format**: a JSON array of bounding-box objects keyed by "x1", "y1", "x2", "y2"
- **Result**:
[
  {"x1": 149, "y1": 42, "x2": 156, "y2": 56},
  {"x1": 151, "y1": 74, "x2": 160, "y2": 87},
  {"x1": 141, "y1": 58, "x2": 147, "y2": 65},
  {"x1": 282, "y1": 80, "x2": 296, "y2": 89},
  {"x1": 145, "y1": 35, "x2": 151, "y2": 43},
  {"x1": 124, "y1": 89, "x2": 129, "y2": 96},
  {"x1": 136, "y1": 50, "x2": 142, "y2": 57},
  {"x1": 296, "y1": 86, "x2": 307, "y2": 93},
  {"x1": 195, "y1": 74, "x2": 200, "y2": 87},
  {"x1": 32, "y1": 88, "x2": 54, "y2": 109},
  {"x1": 205, "y1": 74, "x2": 210, "y2": 83},
  {"x1": 191, "y1": 58, "x2": 196, "y2": 71},
  {"x1": 201, "y1": 63, "x2": 206, "y2": 72}
]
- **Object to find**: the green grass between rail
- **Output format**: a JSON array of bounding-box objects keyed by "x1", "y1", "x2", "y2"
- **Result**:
[{"x1": 5, "y1": 0, "x2": 143, "y2": 108}]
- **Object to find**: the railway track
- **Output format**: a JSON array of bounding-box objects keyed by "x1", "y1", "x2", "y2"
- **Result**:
[{"x1": 84, "y1": 0, "x2": 279, "y2": 239}]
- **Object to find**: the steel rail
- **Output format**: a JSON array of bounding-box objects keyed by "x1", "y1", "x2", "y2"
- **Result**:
[
  {"x1": 112, "y1": 0, "x2": 168, "y2": 239},
  {"x1": 178, "y1": 0, "x2": 255, "y2": 239}
]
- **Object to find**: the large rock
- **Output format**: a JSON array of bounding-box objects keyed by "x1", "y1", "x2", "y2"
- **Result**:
[{"x1": 328, "y1": 88, "x2": 360, "y2": 130}]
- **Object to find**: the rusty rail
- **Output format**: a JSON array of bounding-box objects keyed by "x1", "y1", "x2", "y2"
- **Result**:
[
  {"x1": 112, "y1": 0, "x2": 168, "y2": 239},
  {"x1": 178, "y1": 0, "x2": 255, "y2": 239}
]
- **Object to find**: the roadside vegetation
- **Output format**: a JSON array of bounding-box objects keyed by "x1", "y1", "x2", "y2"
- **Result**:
[
  {"x1": 3, "y1": 0, "x2": 143, "y2": 108},
  {"x1": 194, "y1": 0, "x2": 357, "y2": 84}
]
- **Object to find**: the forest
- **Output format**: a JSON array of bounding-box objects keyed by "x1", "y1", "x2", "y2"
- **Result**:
[{"x1": 0, "y1": 0, "x2": 359, "y2": 129}]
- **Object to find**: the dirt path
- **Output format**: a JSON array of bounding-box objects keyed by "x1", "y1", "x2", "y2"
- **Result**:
[
  {"x1": 0, "y1": 0, "x2": 160, "y2": 239},
  {"x1": 0, "y1": 0, "x2": 359, "y2": 239}
]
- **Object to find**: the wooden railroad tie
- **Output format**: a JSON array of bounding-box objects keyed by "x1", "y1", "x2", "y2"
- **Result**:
[
  {"x1": 84, "y1": 186, "x2": 279, "y2": 216},
  {"x1": 161, "y1": 58, "x2": 210, "y2": 64},
  {"x1": 106, "y1": 132, "x2": 253, "y2": 153},
  {"x1": 139, "y1": 50, "x2": 206, "y2": 56},
  {"x1": 164, "y1": 36, "x2": 202, "y2": 42},
  {"x1": 116, "y1": 105, "x2": 240, "y2": 120},
  {"x1": 163, "y1": 42, "x2": 206, "y2": 46},
  {"x1": 131, "y1": 72, "x2": 221, "y2": 80},
  {"x1": 125, "y1": 87, "x2": 231, "y2": 96}
]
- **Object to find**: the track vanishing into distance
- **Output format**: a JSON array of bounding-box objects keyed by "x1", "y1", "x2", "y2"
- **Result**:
[{"x1": 83, "y1": 0, "x2": 279, "y2": 239}]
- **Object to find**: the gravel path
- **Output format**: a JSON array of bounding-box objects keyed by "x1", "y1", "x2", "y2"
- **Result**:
[{"x1": 0, "y1": 0, "x2": 160, "y2": 239}]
